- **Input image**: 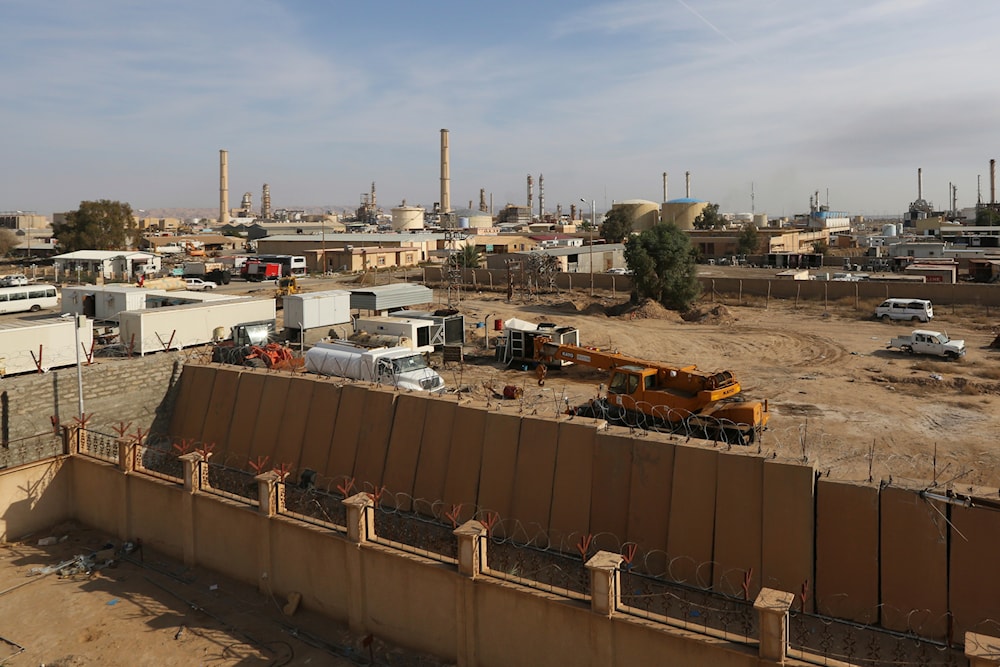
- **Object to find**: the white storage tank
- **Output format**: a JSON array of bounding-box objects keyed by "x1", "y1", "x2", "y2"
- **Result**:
[
  {"x1": 882, "y1": 224, "x2": 897, "y2": 238},
  {"x1": 391, "y1": 206, "x2": 425, "y2": 231}
]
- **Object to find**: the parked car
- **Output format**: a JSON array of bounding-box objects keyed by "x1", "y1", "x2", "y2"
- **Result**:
[
  {"x1": 606, "y1": 268, "x2": 632, "y2": 275},
  {"x1": 184, "y1": 277, "x2": 217, "y2": 291},
  {"x1": 0, "y1": 274, "x2": 28, "y2": 287}
]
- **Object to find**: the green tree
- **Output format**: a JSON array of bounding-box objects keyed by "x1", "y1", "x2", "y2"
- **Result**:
[
  {"x1": 0, "y1": 229, "x2": 20, "y2": 256},
  {"x1": 451, "y1": 244, "x2": 482, "y2": 269},
  {"x1": 53, "y1": 200, "x2": 137, "y2": 252},
  {"x1": 736, "y1": 223, "x2": 760, "y2": 256},
  {"x1": 599, "y1": 208, "x2": 632, "y2": 243},
  {"x1": 812, "y1": 240, "x2": 830, "y2": 255},
  {"x1": 625, "y1": 222, "x2": 702, "y2": 311},
  {"x1": 692, "y1": 203, "x2": 725, "y2": 230},
  {"x1": 976, "y1": 208, "x2": 1000, "y2": 225}
]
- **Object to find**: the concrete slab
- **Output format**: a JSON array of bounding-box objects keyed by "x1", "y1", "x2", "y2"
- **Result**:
[
  {"x1": 168, "y1": 365, "x2": 217, "y2": 442},
  {"x1": 625, "y1": 439, "x2": 675, "y2": 575},
  {"x1": 509, "y1": 417, "x2": 560, "y2": 546},
  {"x1": 815, "y1": 479, "x2": 879, "y2": 623},
  {"x1": 712, "y1": 452, "x2": 762, "y2": 597},
  {"x1": 477, "y1": 412, "x2": 522, "y2": 537},
  {"x1": 351, "y1": 387, "x2": 397, "y2": 493},
  {"x1": 666, "y1": 444, "x2": 718, "y2": 587},
  {"x1": 381, "y1": 393, "x2": 428, "y2": 511},
  {"x1": 325, "y1": 384, "x2": 367, "y2": 482},
  {"x1": 762, "y1": 460, "x2": 814, "y2": 612},
  {"x1": 590, "y1": 432, "x2": 633, "y2": 553},
  {"x1": 270, "y1": 375, "x2": 315, "y2": 474},
  {"x1": 880, "y1": 485, "x2": 948, "y2": 639},
  {"x1": 198, "y1": 366, "x2": 241, "y2": 456},
  {"x1": 547, "y1": 421, "x2": 596, "y2": 552},
  {"x1": 950, "y1": 503, "x2": 1000, "y2": 638},
  {"x1": 249, "y1": 374, "x2": 292, "y2": 465},
  {"x1": 223, "y1": 371, "x2": 267, "y2": 466},
  {"x1": 441, "y1": 405, "x2": 488, "y2": 523},
  {"x1": 297, "y1": 382, "x2": 340, "y2": 481},
  {"x1": 411, "y1": 398, "x2": 456, "y2": 517}
]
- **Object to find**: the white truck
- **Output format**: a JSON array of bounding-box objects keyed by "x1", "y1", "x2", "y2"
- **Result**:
[
  {"x1": 887, "y1": 329, "x2": 966, "y2": 360},
  {"x1": 304, "y1": 340, "x2": 445, "y2": 392}
]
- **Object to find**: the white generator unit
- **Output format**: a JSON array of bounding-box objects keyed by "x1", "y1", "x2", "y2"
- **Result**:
[{"x1": 283, "y1": 290, "x2": 352, "y2": 331}]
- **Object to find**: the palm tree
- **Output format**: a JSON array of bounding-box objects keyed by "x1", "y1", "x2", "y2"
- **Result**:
[{"x1": 452, "y1": 244, "x2": 482, "y2": 269}]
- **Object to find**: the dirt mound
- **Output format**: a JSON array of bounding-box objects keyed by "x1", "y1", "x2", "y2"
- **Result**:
[
  {"x1": 681, "y1": 304, "x2": 736, "y2": 325},
  {"x1": 606, "y1": 298, "x2": 684, "y2": 322}
]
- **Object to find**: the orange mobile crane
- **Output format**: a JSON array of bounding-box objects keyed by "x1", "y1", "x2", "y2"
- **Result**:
[{"x1": 533, "y1": 339, "x2": 769, "y2": 444}]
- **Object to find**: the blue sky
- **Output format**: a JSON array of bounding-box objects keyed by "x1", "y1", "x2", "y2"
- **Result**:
[{"x1": 3, "y1": 0, "x2": 1000, "y2": 218}]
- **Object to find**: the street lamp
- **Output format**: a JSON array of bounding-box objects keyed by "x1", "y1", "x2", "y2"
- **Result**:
[{"x1": 580, "y1": 198, "x2": 595, "y2": 296}]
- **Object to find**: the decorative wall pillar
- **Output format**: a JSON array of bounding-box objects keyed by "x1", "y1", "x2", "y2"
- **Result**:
[
  {"x1": 586, "y1": 551, "x2": 623, "y2": 618},
  {"x1": 454, "y1": 520, "x2": 486, "y2": 579},
  {"x1": 754, "y1": 588, "x2": 796, "y2": 663},
  {"x1": 343, "y1": 492, "x2": 374, "y2": 544}
]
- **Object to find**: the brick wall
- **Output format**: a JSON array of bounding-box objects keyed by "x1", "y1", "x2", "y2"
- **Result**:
[{"x1": 1, "y1": 352, "x2": 183, "y2": 444}]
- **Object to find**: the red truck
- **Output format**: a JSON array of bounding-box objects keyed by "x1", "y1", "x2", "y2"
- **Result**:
[{"x1": 241, "y1": 261, "x2": 282, "y2": 282}]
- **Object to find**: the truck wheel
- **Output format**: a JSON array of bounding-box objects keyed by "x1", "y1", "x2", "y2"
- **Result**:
[
  {"x1": 911, "y1": 316, "x2": 920, "y2": 322},
  {"x1": 903, "y1": 346, "x2": 913, "y2": 355},
  {"x1": 29, "y1": 304, "x2": 41, "y2": 312},
  {"x1": 880, "y1": 315, "x2": 891, "y2": 323},
  {"x1": 946, "y1": 351, "x2": 959, "y2": 361}
]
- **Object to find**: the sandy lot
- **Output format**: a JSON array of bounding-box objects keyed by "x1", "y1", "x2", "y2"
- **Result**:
[{"x1": 428, "y1": 288, "x2": 1000, "y2": 490}]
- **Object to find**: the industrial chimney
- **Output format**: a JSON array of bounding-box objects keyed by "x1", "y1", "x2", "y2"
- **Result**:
[
  {"x1": 991, "y1": 159, "x2": 997, "y2": 205},
  {"x1": 538, "y1": 174, "x2": 545, "y2": 219},
  {"x1": 918, "y1": 167, "x2": 923, "y2": 201},
  {"x1": 685, "y1": 171, "x2": 691, "y2": 198},
  {"x1": 527, "y1": 174, "x2": 533, "y2": 212},
  {"x1": 663, "y1": 172, "x2": 668, "y2": 203},
  {"x1": 261, "y1": 183, "x2": 271, "y2": 220},
  {"x1": 440, "y1": 129, "x2": 451, "y2": 215},
  {"x1": 219, "y1": 150, "x2": 230, "y2": 225}
]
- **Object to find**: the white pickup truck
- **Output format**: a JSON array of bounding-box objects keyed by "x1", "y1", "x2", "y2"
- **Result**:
[{"x1": 887, "y1": 329, "x2": 965, "y2": 360}]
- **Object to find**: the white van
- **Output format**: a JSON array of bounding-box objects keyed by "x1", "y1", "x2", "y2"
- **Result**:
[{"x1": 875, "y1": 298, "x2": 933, "y2": 323}]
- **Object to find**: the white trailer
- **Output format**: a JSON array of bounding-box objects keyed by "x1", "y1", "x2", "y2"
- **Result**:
[
  {"x1": 392, "y1": 309, "x2": 466, "y2": 347},
  {"x1": 353, "y1": 316, "x2": 436, "y2": 353},
  {"x1": 118, "y1": 298, "x2": 276, "y2": 355},
  {"x1": 0, "y1": 316, "x2": 93, "y2": 377},
  {"x1": 61, "y1": 285, "x2": 166, "y2": 321},
  {"x1": 304, "y1": 340, "x2": 445, "y2": 392},
  {"x1": 283, "y1": 290, "x2": 352, "y2": 331}
]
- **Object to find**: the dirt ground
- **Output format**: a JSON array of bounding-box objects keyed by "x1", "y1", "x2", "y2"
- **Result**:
[
  {"x1": 427, "y1": 287, "x2": 1000, "y2": 491},
  {"x1": 0, "y1": 522, "x2": 449, "y2": 667}
]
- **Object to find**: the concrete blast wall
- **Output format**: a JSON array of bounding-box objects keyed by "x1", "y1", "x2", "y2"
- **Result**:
[{"x1": 163, "y1": 364, "x2": 1000, "y2": 636}]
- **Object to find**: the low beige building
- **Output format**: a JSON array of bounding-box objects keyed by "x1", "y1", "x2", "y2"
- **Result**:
[{"x1": 306, "y1": 245, "x2": 422, "y2": 273}]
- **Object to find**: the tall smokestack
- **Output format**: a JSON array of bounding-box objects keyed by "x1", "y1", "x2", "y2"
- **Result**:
[
  {"x1": 663, "y1": 172, "x2": 668, "y2": 203},
  {"x1": 991, "y1": 159, "x2": 996, "y2": 205},
  {"x1": 527, "y1": 174, "x2": 533, "y2": 212},
  {"x1": 685, "y1": 171, "x2": 691, "y2": 198},
  {"x1": 918, "y1": 167, "x2": 923, "y2": 201},
  {"x1": 439, "y1": 129, "x2": 451, "y2": 214},
  {"x1": 219, "y1": 150, "x2": 229, "y2": 225},
  {"x1": 538, "y1": 174, "x2": 544, "y2": 219},
  {"x1": 261, "y1": 183, "x2": 271, "y2": 220}
]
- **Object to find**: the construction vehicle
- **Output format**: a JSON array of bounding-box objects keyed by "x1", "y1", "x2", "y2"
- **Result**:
[
  {"x1": 211, "y1": 321, "x2": 303, "y2": 371},
  {"x1": 304, "y1": 340, "x2": 445, "y2": 392},
  {"x1": 533, "y1": 339, "x2": 769, "y2": 444}
]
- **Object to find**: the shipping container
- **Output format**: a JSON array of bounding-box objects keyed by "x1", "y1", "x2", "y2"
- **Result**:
[
  {"x1": 61, "y1": 285, "x2": 165, "y2": 321},
  {"x1": 0, "y1": 315, "x2": 93, "y2": 376},
  {"x1": 283, "y1": 290, "x2": 352, "y2": 330},
  {"x1": 118, "y1": 298, "x2": 276, "y2": 355},
  {"x1": 390, "y1": 309, "x2": 466, "y2": 347}
]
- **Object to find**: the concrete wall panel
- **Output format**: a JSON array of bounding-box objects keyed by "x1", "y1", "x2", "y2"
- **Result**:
[
  {"x1": 713, "y1": 453, "x2": 762, "y2": 597},
  {"x1": 351, "y1": 388, "x2": 397, "y2": 492},
  {"x1": 762, "y1": 460, "x2": 815, "y2": 611},
  {"x1": 411, "y1": 399, "x2": 456, "y2": 516},
  {"x1": 666, "y1": 444, "x2": 718, "y2": 587},
  {"x1": 625, "y1": 439, "x2": 674, "y2": 574},
  {"x1": 0, "y1": 458, "x2": 71, "y2": 542},
  {"x1": 381, "y1": 393, "x2": 428, "y2": 510},
  {"x1": 249, "y1": 374, "x2": 292, "y2": 464},
  {"x1": 547, "y1": 421, "x2": 596, "y2": 551},
  {"x1": 590, "y1": 432, "x2": 634, "y2": 553},
  {"x1": 950, "y1": 503, "x2": 1000, "y2": 638},
  {"x1": 441, "y1": 405, "x2": 487, "y2": 522},
  {"x1": 198, "y1": 366, "x2": 241, "y2": 454},
  {"x1": 509, "y1": 417, "x2": 560, "y2": 544},
  {"x1": 223, "y1": 371, "x2": 266, "y2": 466},
  {"x1": 271, "y1": 376, "x2": 315, "y2": 474},
  {"x1": 880, "y1": 485, "x2": 948, "y2": 639},
  {"x1": 168, "y1": 364, "x2": 217, "y2": 441},
  {"x1": 477, "y1": 412, "x2": 522, "y2": 535},
  {"x1": 326, "y1": 384, "x2": 367, "y2": 482},
  {"x1": 297, "y1": 382, "x2": 341, "y2": 478},
  {"x1": 128, "y1": 475, "x2": 184, "y2": 561},
  {"x1": 815, "y1": 479, "x2": 879, "y2": 622}
]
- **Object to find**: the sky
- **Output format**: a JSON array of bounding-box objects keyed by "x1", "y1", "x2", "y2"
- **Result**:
[{"x1": 3, "y1": 0, "x2": 1000, "y2": 219}]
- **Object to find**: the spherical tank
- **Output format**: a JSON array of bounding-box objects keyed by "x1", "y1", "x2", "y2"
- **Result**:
[
  {"x1": 611, "y1": 199, "x2": 660, "y2": 232},
  {"x1": 661, "y1": 198, "x2": 708, "y2": 230},
  {"x1": 391, "y1": 206, "x2": 425, "y2": 231}
]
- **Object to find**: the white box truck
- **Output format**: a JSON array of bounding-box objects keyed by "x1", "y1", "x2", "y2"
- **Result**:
[
  {"x1": 118, "y1": 298, "x2": 276, "y2": 355},
  {"x1": 304, "y1": 340, "x2": 445, "y2": 392},
  {"x1": 0, "y1": 315, "x2": 93, "y2": 376},
  {"x1": 283, "y1": 290, "x2": 352, "y2": 331}
]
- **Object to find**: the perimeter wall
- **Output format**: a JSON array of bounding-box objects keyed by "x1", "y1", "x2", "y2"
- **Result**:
[{"x1": 162, "y1": 364, "x2": 1000, "y2": 640}]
